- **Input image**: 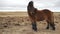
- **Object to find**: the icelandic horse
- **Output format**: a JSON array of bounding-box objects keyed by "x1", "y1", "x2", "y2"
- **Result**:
[{"x1": 27, "y1": 1, "x2": 55, "y2": 31}]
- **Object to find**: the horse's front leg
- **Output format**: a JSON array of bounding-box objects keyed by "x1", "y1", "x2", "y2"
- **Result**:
[{"x1": 32, "y1": 21, "x2": 37, "y2": 31}]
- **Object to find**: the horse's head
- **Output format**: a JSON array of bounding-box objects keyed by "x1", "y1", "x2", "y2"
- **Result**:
[
  {"x1": 28, "y1": 1, "x2": 33, "y2": 7},
  {"x1": 27, "y1": 1, "x2": 37, "y2": 16}
]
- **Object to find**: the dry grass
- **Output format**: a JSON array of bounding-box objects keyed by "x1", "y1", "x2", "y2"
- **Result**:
[
  {"x1": 0, "y1": 12, "x2": 60, "y2": 34},
  {"x1": 0, "y1": 12, "x2": 28, "y2": 17}
]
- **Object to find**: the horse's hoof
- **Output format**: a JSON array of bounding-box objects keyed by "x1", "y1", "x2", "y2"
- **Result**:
[
  {"x1": 52, "y1": 28, "x2": 55, "y2": 30},
  {"x1": 46, "y1": 27, "x2": 49, "y2": 29},
  {"x1": 33, "y1": 28, "x2": 37, "y2": 32},
  {"x1": 52, "y1": 27, "x2": 55, "y2": 30},
  {"x1": 34, "y1": 29, "x2": 37, "y2": 32}
]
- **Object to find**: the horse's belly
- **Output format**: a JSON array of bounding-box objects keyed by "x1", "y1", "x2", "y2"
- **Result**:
[
  {"x1": 36, "y1": 16, "x2": 45, "y2": 21},
  {"x1": 36, "y1": 18, "x2": 45, "y2": 21}
]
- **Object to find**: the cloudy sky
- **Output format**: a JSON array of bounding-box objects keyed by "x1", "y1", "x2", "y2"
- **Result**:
[{"x1": 0, "y1": 0, "x2": 60, "y2": 12}]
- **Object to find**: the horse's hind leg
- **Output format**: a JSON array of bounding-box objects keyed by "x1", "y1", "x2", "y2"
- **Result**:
[
  {"x1": 32, "y1": 21, "x2": 37, "y2": 31},
  {"x1": 49, "y1": 17, "x2": 55, "y2": 30},
  {"x1": 46, "y1": 21, "x2": 50, "y2": 29},
  {"x1": 46, "y1": 21, "x2": 55, "y2": 30},
  {"x1": 50, "y1": 22, "x2": 55, "y2": 30}
]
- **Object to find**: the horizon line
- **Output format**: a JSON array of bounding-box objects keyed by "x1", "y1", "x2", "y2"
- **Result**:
[{"x1": 0, "y1": 10, "x2": 60, "y2": 12}]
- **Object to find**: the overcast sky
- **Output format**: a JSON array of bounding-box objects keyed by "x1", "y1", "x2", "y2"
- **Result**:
[{"x1": 0, "y1": 0, "x2": 60, "y2": 12}]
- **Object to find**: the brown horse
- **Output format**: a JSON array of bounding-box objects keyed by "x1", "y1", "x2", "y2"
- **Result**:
[{"x1": 27, "y1": 1, "x2": 55, "y2": 31}]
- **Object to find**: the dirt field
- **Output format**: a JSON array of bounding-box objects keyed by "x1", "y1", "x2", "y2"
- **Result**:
[{"x1": 0, "y1": 12, "x2": 60, "y2": 34}]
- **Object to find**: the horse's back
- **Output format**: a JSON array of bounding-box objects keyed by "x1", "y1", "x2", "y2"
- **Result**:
[
  {"x1": 35, "y1": 10, "x2": 47, "y2": 21},
  {"x1": 42, "y1": 9, "x2": 53, "y2": 17},
  {"x1": 42, "y1": 9, "x2": 52, "y2": 14},
  {"x1": 35, "y1": 9, "x2": 53, "y2": 21}
]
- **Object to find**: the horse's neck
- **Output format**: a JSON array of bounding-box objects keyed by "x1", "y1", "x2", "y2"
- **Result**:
[
  {"x1": 28, "y1": 6, "x2": 34, "y2": 11},
  {"x1": 28, "y1": 6, "x2": 34, "y2": 9}
]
